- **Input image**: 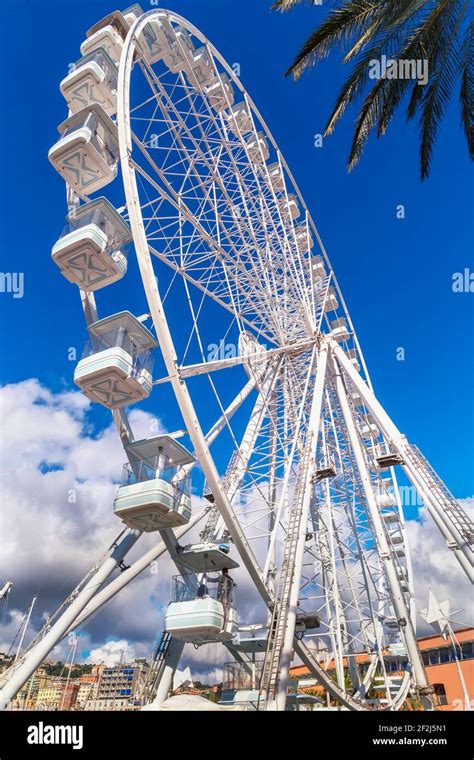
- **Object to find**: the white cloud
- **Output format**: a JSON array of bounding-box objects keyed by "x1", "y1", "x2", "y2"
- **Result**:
[
  {"x1": 405, "y1": 498, "x2": 474, "y2": 635},
  {"x1": 87, "y1": 639, "x2": 136, "y2": 667},
  {"x1": 0, "y1": 379, "x2": 169, "y2": 658}
]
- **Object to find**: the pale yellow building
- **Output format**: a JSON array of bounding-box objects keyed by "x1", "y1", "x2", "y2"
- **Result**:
[
  {"x1": 15, "y1": 675, "x2": 51, "y2": 710},
  {"x1": 36, "y1": 683, "x2": 64, "y2": 710},
  {"x1": 76, "y1": 679, "x2": 99, "y2": 708}
]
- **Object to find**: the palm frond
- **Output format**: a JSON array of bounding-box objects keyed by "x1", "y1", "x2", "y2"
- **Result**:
[
  {"x1": 378, "y1": 0, "x2": 459, "y2": 135},
  {"x1": 275, "y1": 0, "x2": 474, "y2": 176},
  {"x1": 287, "y1": 1, "x2": 428, "y2": 77},
  {"x1": 348, "y1": 78, "x2": 387, "y2": 169},
  {"x1": 406, "y1": 0, "x2": 462, "y2": 122},
  {"x1": 459, "y1": 21, "x2": 474, "y2": 158},
  {"x1": 342, "y1": 0, "x2": 425, "y2": 63},
  {"x1": 272, "y1": 0, "x2": 325, "y2": 10},
  {"x1": 286, "y1": 1, "x2": 382, "y2": 78},
  {"x1": 324, "y1": 26, "x2": 412, "y2": 135},
  {"x1": 419, "y1": 0, "x2": 469, "y2": 178}
]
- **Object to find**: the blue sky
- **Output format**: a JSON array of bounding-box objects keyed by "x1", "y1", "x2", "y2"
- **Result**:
[{"x1": 0, "y1": 0, "x2": 472, "y2": 501}]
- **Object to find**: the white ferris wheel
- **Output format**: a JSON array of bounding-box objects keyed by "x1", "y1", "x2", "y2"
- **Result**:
[{"x1": 1, "y1": 5, "x2": 472, "y2": 713}]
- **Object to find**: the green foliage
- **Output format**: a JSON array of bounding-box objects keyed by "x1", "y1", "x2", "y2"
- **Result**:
[
  {"x1": 193, "y1": 680, "x2": 212, "y2": 690},
  {"x1": 202, "y1": 691, "x2": 219, "y2": 703},
  {"x1": 43, "y1": 662, "x2": 94, "y2": 678},
  {"x1": 273, "y1": 0, "x2": 473, "y2": 178}
]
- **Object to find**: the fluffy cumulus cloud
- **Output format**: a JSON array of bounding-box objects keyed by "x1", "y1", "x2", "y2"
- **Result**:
[
  {"x1": 0, "y1": 379, "x2": 472, "y2": 685},
  {"x1": 87, "y1": 639, "x2": 137, "y2": 667},
  {"x1": 405, "y1": 498, "x2": 474, "y2": 635},
  {"x1": 0, "y1": 379, "x2": 174, "y2": 662}
]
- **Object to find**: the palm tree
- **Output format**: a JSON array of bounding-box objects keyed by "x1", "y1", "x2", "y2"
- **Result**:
[{"x1": 273, "y1": 1, "x2": 473, "y2": 179}]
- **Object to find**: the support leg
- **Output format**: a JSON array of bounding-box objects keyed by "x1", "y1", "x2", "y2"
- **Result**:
[
  {"x1": 331, "y1": 341, "x2": 473, "y2": 581},
  {"x1": 0, "y1": 529, "x2": 140, "y2": 709},
  {"x1": 266, "y1": 344, "x2": 328, "y2": 710},
  {"x1": 149, "y1": 638, "x2": 185, "y2": 707},
  {"x1": 330, "y1": 354, "x2": 434, "y2": 709}
]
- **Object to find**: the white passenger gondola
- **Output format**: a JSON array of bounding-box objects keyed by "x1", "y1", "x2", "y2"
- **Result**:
[
  {"x1": 226, "y1": 102, "x2": 253, "y2": 136},
  {"x1": 122, "y1": 3, "x2": 144, "y2": 26},
  {"x1": 373, "y1": 444, "x2": 405, "y2": 469},
  {"x1": 329, "y1": 317, "x2": 350, "y2": 343},
  {"x1": 382, "y1": 511, "x2": 399, "y2": 524},
  {"x1": 51, "y1": 198, "x2": 131, "y2": 291},
  {"x1": 166, "y1": 600, "x2": 239, "y2": 644},
  {"x1": 163, "y1": 26, "x2": 195, "y2": 73},
  {"x1": 345, "y1": 347, "x2": 360, "y2": 370},
  {"x1": 74, "y1": 311, "x2": 156, "y2": 408},
  {"x1": 124, "y1": 6, "x2": 181, "y2": 66},
  {"x1": 310, "y1": 255, "x2": 326, "y2": 282},
  {"x1": 294, "y1": 225, "x2": 314, "y2": 253},
  {"x1": 177, "y1": 542, "x2": 239, "y2": 573},
  {"x1": 360, "y1": 422, "x2": 380, "y2": 439},
  {"x1": 114, "y1": 435, "x2": 194, "y2": 531},
  {"x1": 246, "y1": 131, "x2": 269, "y2": 163},
  {"x1": 376, "y1": 479, "x2": 397, "y2": 508},
  {"x1": 205, "y1": 74, "x2": 234, "y2": 112},
  {"x1": 80, "y1": 12, "x2": 129, "y2": 64},
  {"x1": 143, "y1": 19, "x2": 177, "y2": 64},
  {"x1": 60, "y1": 49, "x2": 118, "y2": 115},
  {"x1": 323, "y1": 285, "x2": 339, "y2": 312},
  {"x1": 315, "y1": 455, "x2": 336, "y2": 481},
  {"x1": 165, "y1": 573, "x2": 239, "y2": 644},
  {"x1": 265, "y1": 162, "x2": 284, "y2": 193},
  {"x1": 48, "y1": 104, "x2": 119, "y2": 196},
  {"x1": 280, "y1": 194, "x2": 300, "y2": 222},
  {"x1": 388, "y1": 530, "x2": 404, "y2": 545},
  {"x1": 185, "y1": 47, "x2": 215, "y2": 87}
]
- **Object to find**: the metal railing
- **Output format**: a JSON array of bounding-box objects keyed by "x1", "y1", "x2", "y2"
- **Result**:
[
  {"x1": 170, "y1": 573, "x2": 235, "y2": 605},
  {"x1": 120, "y1": 461, "x2": 190, "y2": 494},
  {"x1": 223, "y1": 661, "x2": 263, "y2": 691},
  {"x1": 80, "y1": 333, "x2": 154, "y2": 375}
]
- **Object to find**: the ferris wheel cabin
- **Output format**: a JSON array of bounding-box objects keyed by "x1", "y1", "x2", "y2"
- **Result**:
[
  {"x1": 226, "y1": 103, "x2": 253, "y2": 136},
  {"x1": 114, "y1": 435, "x2": 194, "y2": 531},
  {"x1": 246, "y1": 132, "x2": 269, "y2": 163},
  {"x1": 322, "y1": 286, "x2": 339, "y2": 312},
  {"x1": 280, "y1": 194, "x2": 300, "y2": 222},
  {"x1": 310, "y1": 254, "x2": 326, "y2": 282},
  {"x1": 60, "y1": 48, "x2": 118, "y2": 116},
  {"x1": 165, "y1": 572, "x2": 239, "y2": 645},
  {"x1": 141, "y1": 17, "x2": 182, "y2": 66},
  {"x1": 294, "y1": 225, "x2": 314, "y2": 254},
  {"x1": 84, "y1": 6, "x2": 189, "y2": 70},
  {"x1": 185, "y1": 47, "x2": 215, "y2": 87},
  {"x1": 81, "y1": 12, "x2": 130, "y2": 64},
  {"x1": 205, "y1": 74, "x2": 234, "y2": 112},
  {"x1": 265, "y1": 162, "x2": 285, "y2": 193},
  {"x1": 48, "y1": 104, "x2": 119, "y2": 196},
  {"x1": 164, "y1": 546, "x2": 240, "y2": 646},
  {"x1": 329, "y1": 317, "x2": 350, "y2": 343},
  {"x1": 176, "y1": 542, "x2": 240, "y2": 574},
  {"x1": 51, "y1": 198, "x2": 131, "y2": 291},
  {"x1": 74, "y1": 311, "x2": 156, "y2": 408},
  {"x1": 162, "y1": 26, "x2": 195, "y2": 72},
  {"x1": 345, "y1": 347, "x2": 361, "y2": 370}
]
